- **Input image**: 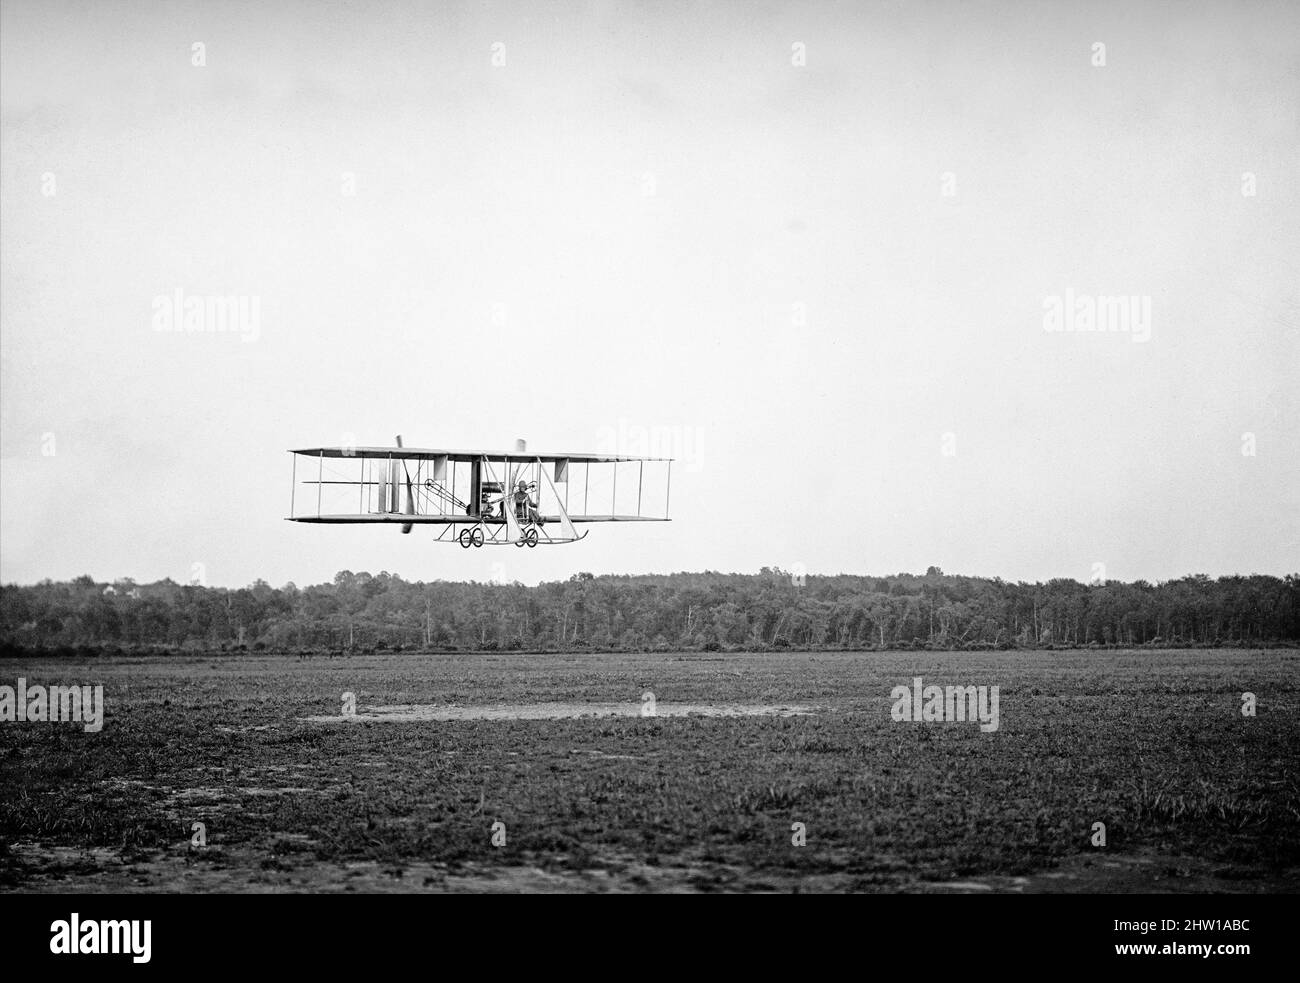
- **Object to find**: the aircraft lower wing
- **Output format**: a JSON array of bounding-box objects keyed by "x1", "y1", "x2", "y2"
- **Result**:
[{"x1": 286, "y1": 514, "x2": 669, "y2": 524}]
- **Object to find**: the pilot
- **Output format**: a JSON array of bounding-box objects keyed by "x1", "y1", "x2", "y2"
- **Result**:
[{"x1": 513, "y1": 480, "x2": 540, "y2": 524}]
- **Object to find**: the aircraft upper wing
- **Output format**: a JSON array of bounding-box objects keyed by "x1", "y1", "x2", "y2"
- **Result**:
[{"x1": 289, "y1": 447, "x2": 671, "y2": 463}]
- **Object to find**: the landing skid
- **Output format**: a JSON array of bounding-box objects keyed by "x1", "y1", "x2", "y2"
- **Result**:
[{"x1": 439, "y1": 521, "x2": 589, "y2": 548}]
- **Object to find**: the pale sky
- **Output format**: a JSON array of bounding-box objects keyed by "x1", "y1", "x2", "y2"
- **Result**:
[{"x1": 2, "y1": 0, "x2": 1297, "y2": 588}]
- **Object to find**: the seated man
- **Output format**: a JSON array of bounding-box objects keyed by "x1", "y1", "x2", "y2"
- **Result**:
[{"x1": 513, "y1": 480, "x2": 540, "y2": 525}]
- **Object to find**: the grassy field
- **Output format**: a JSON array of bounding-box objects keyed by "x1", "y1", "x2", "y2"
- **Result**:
[{"x1": 1, "y1": 649, "x2": 1297, "y2": 893}]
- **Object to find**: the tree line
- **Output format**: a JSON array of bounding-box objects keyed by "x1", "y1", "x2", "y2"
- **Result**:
[{"x1": 2, "y1": 568, "x2": 1297, "y2": 654}]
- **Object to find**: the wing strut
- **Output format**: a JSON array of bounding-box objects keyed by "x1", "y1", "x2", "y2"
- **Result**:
[
  {"x1": 397, "y1": 435, "x2": 415, "y2": 534},
  {"x1": 538, "y1": 456, "x2": 579, "y2": 540},
  {"x1": 504, "y1": 455, "x2": 527, "y2": 540}
]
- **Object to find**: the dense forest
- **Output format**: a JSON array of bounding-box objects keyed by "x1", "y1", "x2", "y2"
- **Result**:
[{"x1": 2, "y1": 568, "x2": 1297, "y2": 654}]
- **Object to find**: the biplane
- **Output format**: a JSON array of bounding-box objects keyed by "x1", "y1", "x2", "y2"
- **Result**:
[{"x1": 286, "y1": 438, "x2": 670, "y2": 547}]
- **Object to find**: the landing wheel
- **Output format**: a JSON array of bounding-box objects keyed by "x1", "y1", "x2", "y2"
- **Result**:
[
  {"x1": 458, "y1": 528, "x2": 472, "y2": 549},
  {"x1": 470, "y1": 526, "x2": 485, "y2": 548},
  {"x1": 525, "y1": 528, "x2": 539, "y2": 548}
]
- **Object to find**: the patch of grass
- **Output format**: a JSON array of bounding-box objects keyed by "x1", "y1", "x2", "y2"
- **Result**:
[{"x1": 1, "y1": 649, "x2": 1297, "y2": 891}]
